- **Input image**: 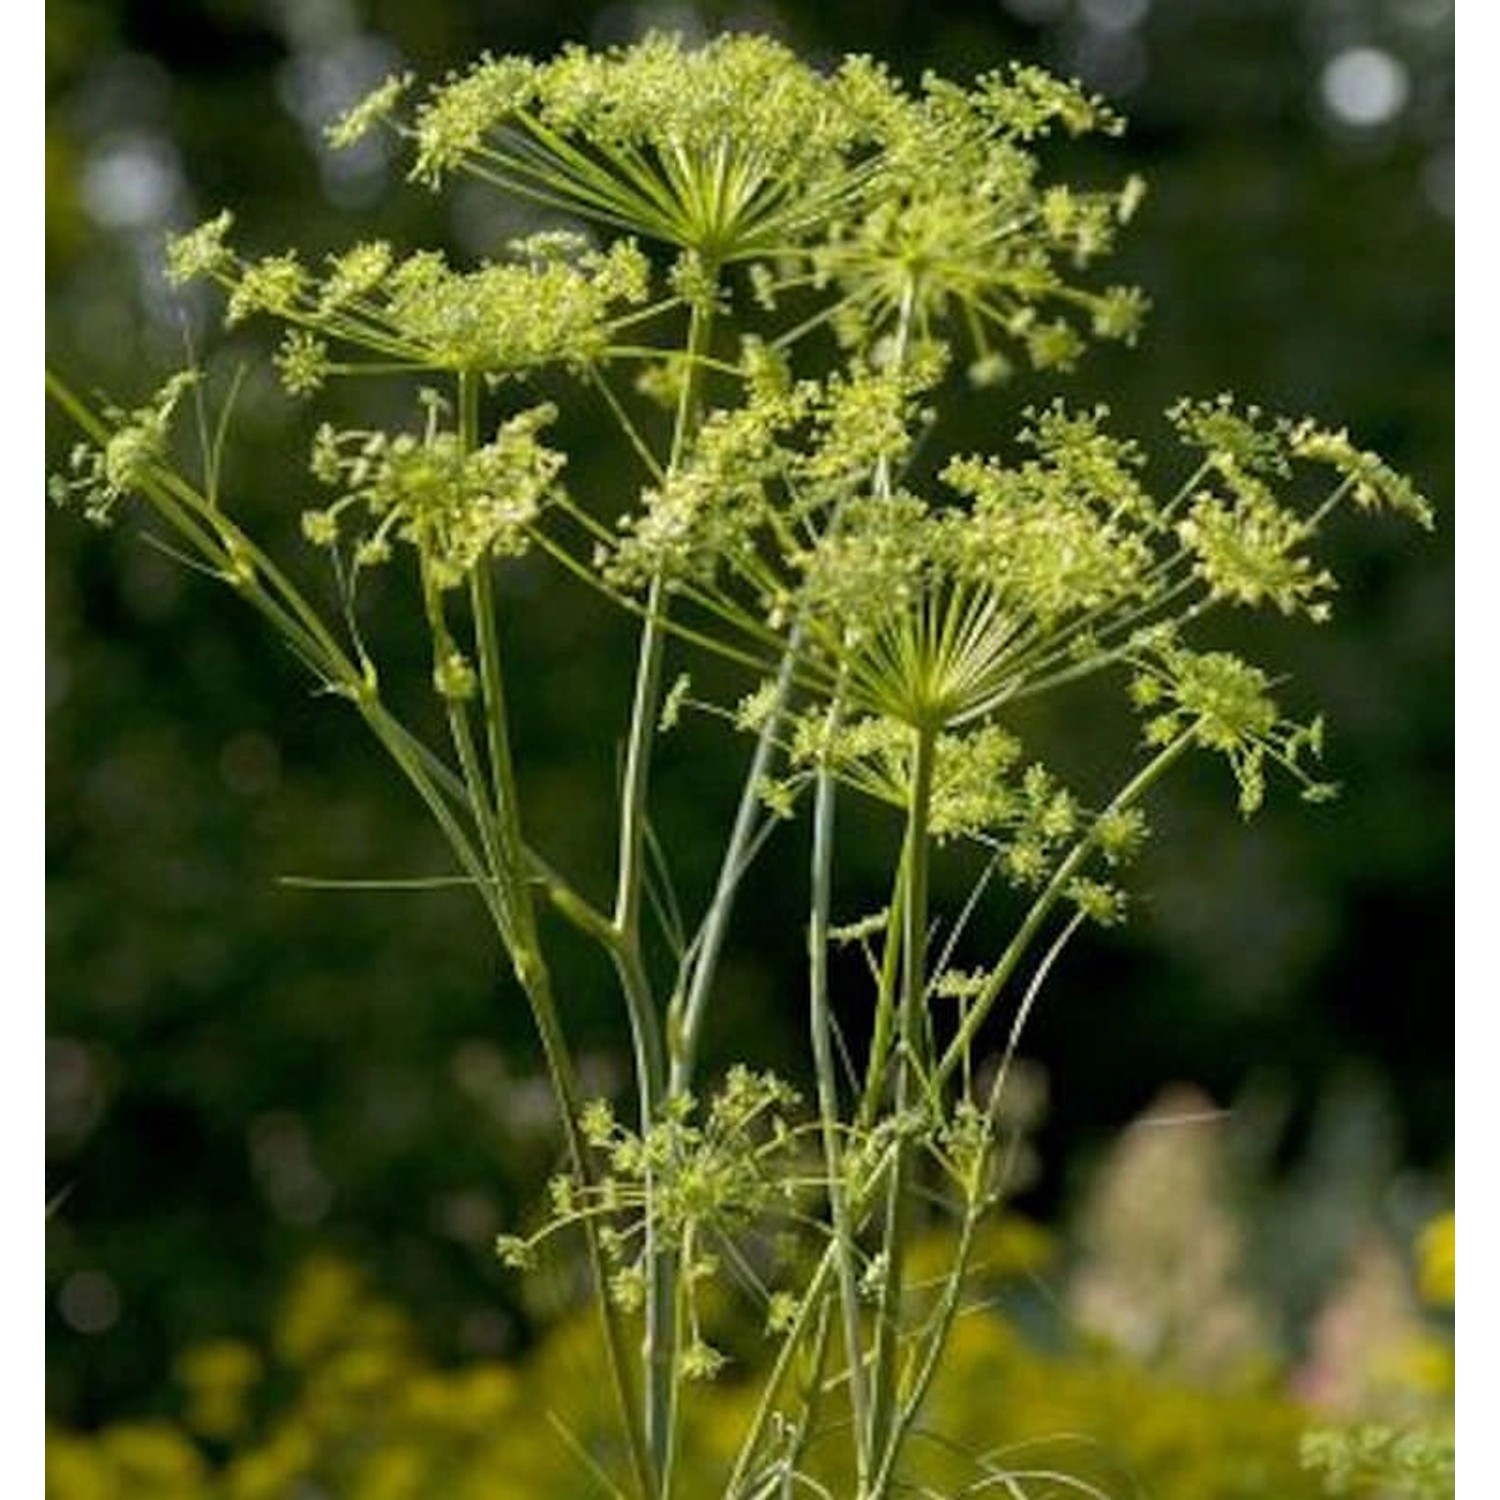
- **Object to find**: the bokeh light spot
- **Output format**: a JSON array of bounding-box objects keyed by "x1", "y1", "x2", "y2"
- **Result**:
[
  {"x1": 59, "y1": 1270, "x2": 121, "y2": 1335},
  {"x1": 47, "y1": 1038, "x2": 108, "y2": 1145},
  {"x1": 1321, "y1": 46, "x2": 1410, "y2": 128},
  {"x1": 80, "y1": 133, "x2": 183, "y2": 229}
]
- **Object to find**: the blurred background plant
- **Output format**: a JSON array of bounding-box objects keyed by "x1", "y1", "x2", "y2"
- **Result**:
[
  {"x1": 46, "y1": 0, "x2": 1451, "y2": 1489},
  {"x1": 44, "y1": 1111, "x2": 1455, "y2": 1497}
]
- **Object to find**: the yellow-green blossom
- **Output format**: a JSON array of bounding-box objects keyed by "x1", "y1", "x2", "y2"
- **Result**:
[
  {"x1": 47, "y1": 371, "x2": 197, "y2": 525},
  {"x1": 306, "y1": 400, "x2": 564, "y2": 588}
]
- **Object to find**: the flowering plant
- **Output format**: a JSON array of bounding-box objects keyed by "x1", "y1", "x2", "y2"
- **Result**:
[{"x1": 48, "y1": 34, "x2": 1431, "y2": 1500}]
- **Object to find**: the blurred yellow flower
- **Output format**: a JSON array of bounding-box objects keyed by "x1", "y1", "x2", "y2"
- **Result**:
[
  {"x1": 177, "y1": 1339, "x2": 263, "y2": 1440},
  {"x1": 275, "y1": 1255, "x2": 366, "y2": 1366},
  {"x1": 45, "y1": 1429, "x2": 112, "y2": 1500},
  {"x1": 99, "y1": 1421, "x2": 207, "y2": 1497},
  {"x1": 1417, "y1": 1212, "x2": 1455, "y2": 1308}
]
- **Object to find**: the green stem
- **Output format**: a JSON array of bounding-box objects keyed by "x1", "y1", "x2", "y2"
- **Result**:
[
  {"x1": 722, "y1": 1159, "x2": 875, "y2": 1499},
  {"x1": 427, "y1": 618, "x2": 515, "y2": 934},
  {"x1": 49, "y1": 371, "x2": 656, "y2": 1499},
  {"x1": 867, "y1": 1200, "x2": 980, "y2": 1500},
  {"x1": 459, "y1": 371, "x2": 519, "y2": 833},
  {"x1": 515, "y1": 954, "x2": 657, "y2": 1500},
  {"x1": 615, "y1": 289, "x2": 718, "y2": 945},
  {"x1": 868, "y1": 913, "x2": 1086, "y2": 1500},
  {"x1": 616, "y1": 568, "x2": 671, "y2": 949},
  {"x1": 857, "y1": 853, "x2": 907, "y2": 1132},
  {"x1": 616, "y1": 282, "x2": 719, "y2": 1496},
  {"x1": 456, "y1": 371, "x2": 658, "y2": 1498},
  {"x1": 865, "y1": 724, "x2": 937, "y2": 1489},
  {"x1": 669, "y1": 633, "x2": 800, "y2": 1093},
  {"x1": 777, "y1": 1301, "x2": 834, "y2": 1499},
  {"x1": 807, "y1": 698, "x2": 873, "y2": 1490},
  {"x1": 855, "y1": 274, "x2": 921, "y2": 1144},
  {"x1": 429, "y1": 384, "x2": 517, "y2": 932},
  {"x1": 361, "y1": 695, "x2": 656, "y2": 1500}
]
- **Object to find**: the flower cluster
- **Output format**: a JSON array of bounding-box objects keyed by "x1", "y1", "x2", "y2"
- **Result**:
[
  {"x1": 304, "y1": 394, "x2": 564, "y2": 589},
  {"x1": 809, "y1": 63, "x2": 1145, "y2": 370},
  {"x1": 604, "y1": 391, "x2": 1174, "y2": 738},
  {"x1": 1176, "y1": 478, "x2": 1333, "y2": 619},
  {"x1": 1131, "y1": 641, "x2": 1332, "y2": 815},
  {"x1": 1287, "y1": 419, "x2": 1435, "y2": 527},
  {"x1": 325, "y1": 35, "x2": 1148, "y2": 376},
  {"x1": 779, "y1": 709, "x2": 1148, "y2": 918},
  {"x1": 1170, "y1": 396, "x2": 1434, "y2": 529},
  {"x1": 47, "y1": 372, "x2": 197, "y2": 526},
  {"x1": 163, "y1": 221, "x2": 652, "y2": 384},
  {"x1": 597, "y1": 378, "x2": 1426, "y2": 830},
  {"x1": 398, "y1": 34, "x2": 873, "y2": 258},
  {"x1": 601, "y1": 353, "x2": 942, "y2": 599},
  {"x1": 496, "y1": 1068, "x2": 811, "y2": 1380}
]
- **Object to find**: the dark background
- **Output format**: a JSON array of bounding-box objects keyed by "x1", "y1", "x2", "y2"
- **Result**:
[{"x1": 46, "y1": 0, "x2": 1453, "y2": 1428}]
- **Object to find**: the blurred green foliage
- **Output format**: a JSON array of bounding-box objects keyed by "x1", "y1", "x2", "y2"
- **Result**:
[{"x1": 47, "y1": 0, "x2": 1451, "y2": 1446}]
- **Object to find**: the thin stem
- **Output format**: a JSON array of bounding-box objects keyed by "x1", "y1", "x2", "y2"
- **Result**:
[
  {"x1": 528, "y1": 526, "x2": 782, "y2": 679},
  {"x1": 807, "y1": 695, "x2": 873, "y2": 1490},
  {"x1": 857, "y1": 850, "x2": 907, "y2": 1131},
  {"x1": 615, "y1": 291, "x2": 719, "y2": 946},
  {"x1": 669, "y1": 631, "x2": 800, "y2": 1092},
  {"x1": 722, "y1": 1142, "x2": 894, "y2": 1500},
  {"x1": 428, "y1": 386, "x2": 517, "y2": 929},
  {"x1": 866, "y1": 723, "x2": 938, "y2": 1483},
  {"x1": 460, "y1": 371, "x2": 519, "y2": 833},
  {"x1": 773, "y1": 1296, "x2": 835, "y2": 1499},
  {"x1": 869, "y1": 914, "x2": 1087, "y2": 1499},
  {"x1": 615, "y1": 282, "x2": 719, "y2": 1495},
  {"x1": 617, "y1": 571, "x2": 672, "y2": 948},
  {"x1": 518, "y1": 957, "x2": 657, "y2": 1500},
  {"x1": 589, "y1": 363, "x2": 666, "y2": 482},
  {"x1": 360, "y1": 694, "x2": 656, "y2": 1500}
]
